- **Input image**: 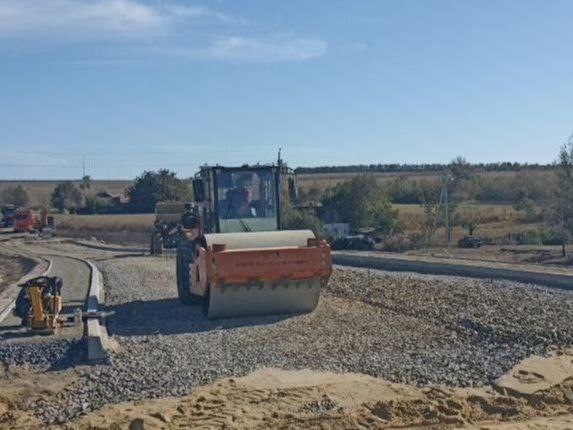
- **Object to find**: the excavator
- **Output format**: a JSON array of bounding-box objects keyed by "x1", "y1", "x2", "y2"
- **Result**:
[{"x1": 176, "y1": 164, "x2": 332, "y2": 318}]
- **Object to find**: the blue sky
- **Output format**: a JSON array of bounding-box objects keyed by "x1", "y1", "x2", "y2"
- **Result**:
[{"x1": 0, "y1": 0, "x2": 572, "y2": 179}]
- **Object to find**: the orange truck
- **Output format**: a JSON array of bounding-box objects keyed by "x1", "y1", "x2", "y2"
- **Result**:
[
  {"x1": 13, "y1": 207, "x2": 47, "y2": 233},
  {"x1": 13, "y1": 208, "x2": 34, "y2": 233}
]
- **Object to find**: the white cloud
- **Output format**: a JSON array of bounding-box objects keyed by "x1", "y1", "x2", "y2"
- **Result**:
[
  {"x1": 0, "y1": 1, "x2": 327, "y2": 63},
  {"x1": 164, "y1": 4, "x2": 246, "y2": 25},
  {"x1": 203, "y1": 35, "x2": 328, "y2": 62},
  {"x1": 0, "y1": 0, "x2": 239, "y2": 40}
]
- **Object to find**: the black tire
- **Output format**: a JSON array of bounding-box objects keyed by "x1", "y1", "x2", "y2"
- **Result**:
[{"x1": 176, "y1": 240, "x2": 203, "y2": 305}]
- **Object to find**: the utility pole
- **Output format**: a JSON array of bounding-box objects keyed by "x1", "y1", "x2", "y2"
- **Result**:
[
  {"x1": 435, "y1": 173, "x2": 451, "y2": 245},
  {"x1": 444, "y1": 181, "x2": 450, "y2": 245},
  {"x1": 82, "y1": 155, "x2": 86, "y2": 178}
]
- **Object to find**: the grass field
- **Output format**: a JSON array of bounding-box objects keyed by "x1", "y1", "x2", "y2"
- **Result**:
[
  {"x1": 297, "y1": 169, "x2": 554, "y2": 195},
  {"x1": 2, "y1": 170, "x2": 549, "y2": 248},
  {"x1": 297, "y1": 171, "x2": 440, "y2": 192},
  {"x1": 1, "y1": 168, "x2": 556, "y2": 208},
  {"x1": 54, "y1": 213, "x2": 154, "y2": 245},
  {"x1": 51, "y1": 202, "x2": 539, "y2": 247},
  {"x1": 395, "y1": 202, "x2": 527, "y2": 230},
  {"x1": 0, "y1": 180, "x2": 132, "y2": 207},
  {"x1": 394, "y1": 202, "x2": 541, "y2": 245}
]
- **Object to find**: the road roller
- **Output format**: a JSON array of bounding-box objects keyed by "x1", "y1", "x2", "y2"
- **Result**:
[{"x1": 176, "y1": 164, "x2": 332, "y2": 318}]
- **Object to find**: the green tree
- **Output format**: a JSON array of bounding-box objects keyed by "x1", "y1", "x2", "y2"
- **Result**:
[
  {"x1": 126, "y1": 169, "x2": 190, "y2": 213},
  {"x1": 513, "y1": 188, "x2": 535, "y2": 217},
  {"x1": 51, "y1": 181, "x2": 83, "y2": 213},
  {"x1": 449, "y1": 156, "x2": 474, "y2": 184},
  {"x1": 549, "y1": 134, "x2": 573, "y2": 257},
  {"x1": 320, "y1": 174, "x2": 400, "y2": 233},
  {"x1": 84, "y1": 194, "x2": 107, "y2": 214},
  {"x1": 1, "y1": 185, "x2": 29, "y2": 207},
  {"x1": 282, "y1": 206, "x2": 323, "y2": 235}
]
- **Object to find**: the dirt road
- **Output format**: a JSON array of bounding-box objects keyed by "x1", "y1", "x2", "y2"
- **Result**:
[{"x1": 0, "y1": 254, "x2": 32, "y2": 295}]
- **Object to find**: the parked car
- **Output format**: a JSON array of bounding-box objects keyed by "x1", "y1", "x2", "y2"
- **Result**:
[
  {"x1": 332, "y1": 234, "x2": 375, "y2": 251},
  {"x1": 458, "y1": 236, "x2": 484, "y2": 248}
]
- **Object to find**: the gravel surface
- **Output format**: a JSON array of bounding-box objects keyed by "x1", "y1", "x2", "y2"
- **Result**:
[
  {"x1": 0, "y1": 339, "x2": 84, "y2": 371},
  {"x1": 4, "y1": 253, "x2": 573, "y2": 424}
]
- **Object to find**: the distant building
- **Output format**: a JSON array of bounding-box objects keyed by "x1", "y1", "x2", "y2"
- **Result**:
[{"x1": 76, "y1": 190, "x2": 129, "y2": 214}]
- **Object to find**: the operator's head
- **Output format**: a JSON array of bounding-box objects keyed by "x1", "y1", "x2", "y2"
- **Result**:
[
  {"x1": 236, "y1": 174, "x2": 251, "y2": 188},
  {"x1": 184, "y1": 203, "x2": 192, "y2": 211}
]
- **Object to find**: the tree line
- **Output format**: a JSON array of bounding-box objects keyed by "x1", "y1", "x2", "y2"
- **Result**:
[{"x1": 295, "y1": 162, "x2": 553, "y2": 175}]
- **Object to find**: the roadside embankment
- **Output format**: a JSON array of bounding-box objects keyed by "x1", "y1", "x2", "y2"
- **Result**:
[{"x1": 333, "y1": 250, "x2": 573, "y2": 290}]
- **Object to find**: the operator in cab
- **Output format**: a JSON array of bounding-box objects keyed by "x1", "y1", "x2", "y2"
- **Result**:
[{"x1": 225, "y1": 175, "x2": 253, "y2": 218}]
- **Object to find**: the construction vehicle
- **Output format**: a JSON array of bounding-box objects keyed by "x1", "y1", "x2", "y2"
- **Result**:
[
  {"x1": 13, "y1": 207, "x2": 35, "y2": 232},
  {"x1": 15, "y1": 276, "x2": 63, "y2": 334},
  {"x1": 176, "y1": 164, "x2": 332, "y2": 318},
  {"x1": 13, "y1": 207, "x2": 48, "y2": 233},
  {"x1": 1, "y1": 204, "x2": 17, "y2": 228},
  {"x1": 150, "y1": 201, "x2": 188, "y2": 255}
]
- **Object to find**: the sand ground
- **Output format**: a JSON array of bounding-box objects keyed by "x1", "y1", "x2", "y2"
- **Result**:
[{"x1": 1, "y1": 352, "x2": 570, "y2": 429}]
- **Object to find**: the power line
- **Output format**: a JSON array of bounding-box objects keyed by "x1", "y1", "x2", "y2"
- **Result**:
[
  {"x1": 4, "y1": 148, "x2": 278, "y2": 156},
  {"x1": 0, "y1": 163, "x2": 198, "y2": 168}
]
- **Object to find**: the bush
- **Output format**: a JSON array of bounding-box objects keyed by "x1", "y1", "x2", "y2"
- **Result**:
[
  {"x1": 84, "y1": 194, "x2": 108, "y2": 214},
  {"x1": 538, "y1": 227, "x2": 564, "y2": 245},
  {"x1": 282, "y1": 209, "x2": 323, "y2": 236},
  {"x1": 320, "y1": 174, "x2": 401, "y2": 233},
  {"x1": 1, "y1": 185, "x2": 29, "y2": 207},
  {"x1": 51, "y1": 182, "x2": 82, "y2": 213}
]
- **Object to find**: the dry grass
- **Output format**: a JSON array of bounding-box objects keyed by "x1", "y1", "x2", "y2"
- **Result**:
[
  {"x1": 53, "y1": 213, "x2": 154, "y2": 245},
  {"x1": 54, "y1": 213, "x2": 153, "y2": 232},
  {"x1": 297, "y1": 171, "x2": 439, "y2": 194},
  {"x1": 50, "y1": 202, "x2": 537, "y2": 247},
  {"x1": 395, "y1": 203, "x2": 525, "y2": 231},
  {"x1": 0, "y1": 180, "x2": 132, "y2": 207},
  {"x1": 2, "y1": 170, "x2": 554, "y2": 208},
  {"x1": 394, "y1": 202, "x2": 539, "y2": 243},
  {"x1": 297, "y1": 169, "x2": 555, "y2": 196}
]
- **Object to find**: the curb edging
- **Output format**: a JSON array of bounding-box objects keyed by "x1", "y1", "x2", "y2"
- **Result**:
[
  {"x1": 333, "y1": 253, "x2": 573, "y2": 290},
  {"x1": 83, "y1": 259, "x2": 110, "y2": 364}
]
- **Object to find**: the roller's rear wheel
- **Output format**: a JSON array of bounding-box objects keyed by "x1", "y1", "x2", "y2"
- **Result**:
[{"x1": 176, "y1": 240, "x2": 203, "y2": 305}]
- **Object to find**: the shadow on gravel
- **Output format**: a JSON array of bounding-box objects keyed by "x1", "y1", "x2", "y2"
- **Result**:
[{"x1": 106, "y1": 298, "x2": 295, "y2": 336}]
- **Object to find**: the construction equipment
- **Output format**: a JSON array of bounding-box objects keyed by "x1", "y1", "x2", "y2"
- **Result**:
[
  {"x1": 176, "y1": 164, "x2": 332, "y2": 318},
  {"x1": 13, "y1": 207, "x2": 48, "y2": 233},
  {"x1": 150, "y1": 201, "x2": 188, "y2": 255},
  {"x1": 15, "y1": 276, "x2": 63, "y2": 334},
  {"x1": 13, "y1": 207, "x2": 34, "y2": 232}
]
